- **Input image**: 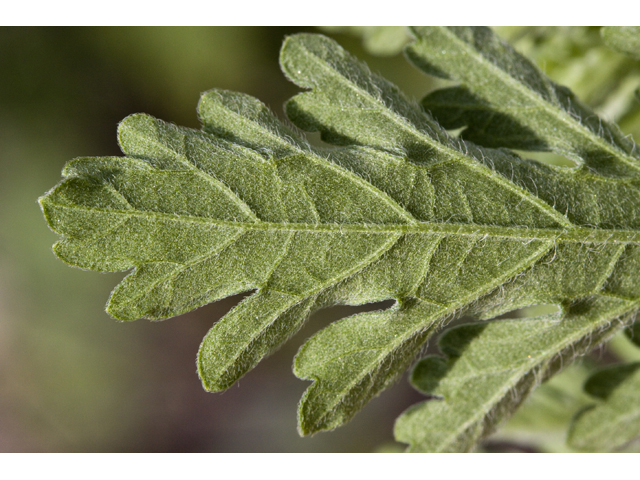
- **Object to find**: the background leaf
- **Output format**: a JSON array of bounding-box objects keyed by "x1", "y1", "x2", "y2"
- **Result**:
[
  {"x1": 407, "y1": 26, "x2": 640, "y2": 177},
  {"x1": 568, "y1": 362, "x2": 640, "y2": 451},
  {"x1": 602, "y1": 27, "x2": 640, "y2": 60}
]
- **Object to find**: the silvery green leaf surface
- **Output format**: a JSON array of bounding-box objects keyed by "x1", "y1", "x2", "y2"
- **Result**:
[
  {"x1": 407, "y1": 26, "x2": 640, "y2": 177},
  {"x1": 39, "y1": 30, "x2": 640, "y2": 448},
  {"x1": 395, "y1": 297, "x2": 638, "y2": 452},
  {"x1": 568, "y1": 362, "x2": 640, "y2": 451}
]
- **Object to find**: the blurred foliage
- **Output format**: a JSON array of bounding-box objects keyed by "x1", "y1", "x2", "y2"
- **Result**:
[
  {"x1": 496, "y1": 27, "x2": 640, "y2": 127},
  {"x1": 319, "y1": 26, "x2": 411, "y2": 56},
  {"x1": 2, "y1": 26, "x2": 640, "y2": 452}
]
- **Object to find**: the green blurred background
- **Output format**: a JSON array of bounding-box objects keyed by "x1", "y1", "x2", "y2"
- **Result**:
[{"x1": 1, "y1": 27, "x2": 639, "y2": 452}]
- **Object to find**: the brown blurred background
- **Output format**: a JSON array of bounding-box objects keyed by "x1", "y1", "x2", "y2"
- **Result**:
[{"x1": 1, "y1": 27, "x2": 639, "y2": 452}]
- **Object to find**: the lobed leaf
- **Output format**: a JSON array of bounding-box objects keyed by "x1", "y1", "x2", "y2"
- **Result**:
[
  {"x1": 407, "y1": 27, "x2": 640, "y2": 177},
  {"x1": 39, "y1": 30, "x2": 640, "y2": 447},
  {"x1": 395, "y1": 293, "x2": 639, "y2": 452},
  {"x1": 278, "y1": 33, "x2": 640, "y2": 436}
]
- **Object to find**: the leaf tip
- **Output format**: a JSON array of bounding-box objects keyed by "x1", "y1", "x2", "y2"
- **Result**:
[
  {"x1": 296, "y1": 394, "x2": 319, "y2": 437},
  {"x1": 196, "y1": 337, "x2": 234, "y2": 393},
  {"x1": 279, "y1": 33, "x2": 342, "y2": 88},
  {"x1": 117, "y1": 112, "x2": 157, "y2": 155},
  {"x1": 105, "y1": 297, "x2": 137, "y2": 323}
]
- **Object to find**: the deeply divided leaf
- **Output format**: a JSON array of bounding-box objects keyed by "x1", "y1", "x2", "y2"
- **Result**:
[
  {"x1": 407, "y1": 26, "x2": 640, "y2": 177},
  {"x1": 39, "y1": 30, "x2": 640, "y2": 450}
]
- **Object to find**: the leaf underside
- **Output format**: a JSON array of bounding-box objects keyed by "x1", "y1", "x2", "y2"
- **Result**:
[
  {"x1": 408, "y1": 27, "x2": 640, "y2": 177},
  {"x1": 39, "y1": 29, "x2": 640, "y2": 451}
]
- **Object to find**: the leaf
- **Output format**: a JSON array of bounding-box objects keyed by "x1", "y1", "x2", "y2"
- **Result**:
[
  {"x1": 568, "y1": 362, "x2": 640, "y2": 451},
  {"x1": 278, "y1": 33, "x2": 640, "y2": 436},
  {"x1": 394, "y1": 295, "x2": 638, "y2": 452},
  {"x1": 493, "y1": 363, "x2": 595, "y2": 453},
  {"x1": 407, "y1": 27, "x2": 640, "y2": 177},
  {"x1": 39, "y1": 31, "x2": 640, "y2": 443},
  {"x1": 42, "y1": 104, "x2": 413, "y2": 392},
  {"x1": 602, "y1": 27, "x2": 640, "y2": 60}
]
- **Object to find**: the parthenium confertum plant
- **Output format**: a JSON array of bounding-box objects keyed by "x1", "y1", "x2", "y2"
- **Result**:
[{"x1": 39, "y1": 26, "x2": 640, "y2": 452}]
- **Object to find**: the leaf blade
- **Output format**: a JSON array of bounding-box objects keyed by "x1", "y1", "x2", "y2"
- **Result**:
[
  {"x1": 407, "y1": 26, "x2": 640, "y2": 177},
  {"x1": 395, "y1": 295, "x2": 639, "y2": 452},
  {"x1": 38, "y1": 30, "x2": 640, "y2": 447}
]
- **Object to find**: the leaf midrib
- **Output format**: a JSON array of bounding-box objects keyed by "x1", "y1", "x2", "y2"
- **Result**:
[
  {"x1": 296, "y1": 38, "x2": 573, "y2": 228},
  {"x1": 49, "y1": 201, "x2": 640, "y2": 244}
]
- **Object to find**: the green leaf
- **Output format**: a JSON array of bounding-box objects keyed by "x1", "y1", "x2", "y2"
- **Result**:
[
  {"x1": 278, "y1": 33, "x2": 640, "y2": 435},
  {"x1": 602, "y1": 27, "x2": 640, "y2": 60},
  {"x1": 394, "y1": 295, "x2": 638, "y2": 452},
  {"x1": 407, "y1": 27, "x2": 640, "y2": 177},
  {"x1": 493, "y1": 364, "x2": 595, "y2": 453},
  {"x1": 568, "y1": 362, "x2": 640, "y2": 451},
  {"x1": 39, "y1": 31, "x2": 640, "y2": 444}
]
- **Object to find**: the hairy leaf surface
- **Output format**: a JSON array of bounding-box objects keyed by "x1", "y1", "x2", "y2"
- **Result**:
[
  {"x1": 407, "y1": 26, "x2": 640, "y2": 177},
  {"x1": 39, "y1": 30, "x2": 640, "y2": 446},
  {"x1": 279, "y1": 33, "x2": 640, "y2": 436},
  {"x1": 568, "y1": 362, "x2": 640, "y2": 451},
  {"x1": 394, "y1": 293, "x2": 639, "y2": 452}
]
